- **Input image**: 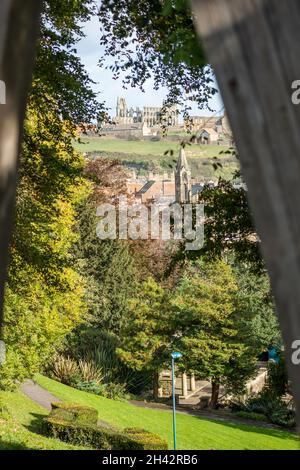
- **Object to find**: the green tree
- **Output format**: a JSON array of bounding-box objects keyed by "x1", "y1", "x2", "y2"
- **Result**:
[
  {"x1": 99, "y1": 2, "x2": 266, "y2": 280},
  {"x1": 2, "y1": 265, "x2": 86, "y2": 389},
  {"x1": 74, "y1": 199, "x2": 138, "y2": 334},
  {"x1": 117, "y1": 277, "x2": 170, "y2": 398},
  {"x1": 72, "y1": 157, "x2": 139, "y2": 335},
  {"x1": 232, "y1": 261, "x2": 281, "y2": 353},
  {"x1": 99, "y1": 0, "x2": 215, "y2": 117},
  {"x1": 2, "y1": 104, "x2": 91, "y2": 388},
  {"x1": 171, "y1": 179, "x2": 262, "y2": 272},
  {"x1": 263, "y1": 353, "x2": 288, "y2": 398},
  {"x1": 35, "y1": 0, "x2": 102, "y2": 123},
  {"x1": 1, "y1": 0, "x2": 101, "y2": 387},
  {"x1": 170, "y1": 259, "x2": 257, "y2": 407}
]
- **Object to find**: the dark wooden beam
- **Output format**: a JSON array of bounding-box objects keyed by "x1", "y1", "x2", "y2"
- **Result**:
[
  {"x1": 0, "y1": 1, "x2": 42, "y2": 343},
  {"x1": 191, "y1": 0, "x2": 300, "y2": 428}
]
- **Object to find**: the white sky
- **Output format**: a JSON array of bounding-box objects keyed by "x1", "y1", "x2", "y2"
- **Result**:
[{"x1": 77, "y1": 16, "x2": 224, "y2": 118}]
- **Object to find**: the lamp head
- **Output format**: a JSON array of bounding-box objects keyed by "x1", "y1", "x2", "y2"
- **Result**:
[{"x1": 171, "y1": 352, "x2": 182, "y2": 360}]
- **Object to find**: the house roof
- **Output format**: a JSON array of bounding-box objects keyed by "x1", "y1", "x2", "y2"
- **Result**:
[
  {"x1": 198, "y1": 127, "x2": 219, "y2": 135},
  {"x1": 191, "y1": 183, "x2": 204, "y2": 196},
  {"x1": 136, "y1": 180, "x2": 155, "y2": 196}
]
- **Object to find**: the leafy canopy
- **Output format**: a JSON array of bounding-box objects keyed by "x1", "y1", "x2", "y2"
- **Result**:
[{"x1": 99, "y1": 0, "x2": 216, "y2": 113}]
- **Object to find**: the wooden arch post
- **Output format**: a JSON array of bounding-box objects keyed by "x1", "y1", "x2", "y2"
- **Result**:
[
  {"x1": 191, "y1": 0, "x2": 300, "y2": 429},
  {"x1": 0, "y1": 1, "x2": 42, "y2": 354}
]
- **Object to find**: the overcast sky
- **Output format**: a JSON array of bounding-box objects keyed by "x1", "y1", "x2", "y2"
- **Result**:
[{"x1": 77, "y1": 16, "x2": 224, "y2": 118}]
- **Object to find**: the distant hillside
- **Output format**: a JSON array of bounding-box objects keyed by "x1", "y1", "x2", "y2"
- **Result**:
[{"x1": 74, "y1": 137, "x2": 239, "y2": 180}]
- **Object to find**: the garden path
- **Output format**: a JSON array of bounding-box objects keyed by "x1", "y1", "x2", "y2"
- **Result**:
[{"x1": 20, "y1": 379, "x2": 285, "y2": 432}]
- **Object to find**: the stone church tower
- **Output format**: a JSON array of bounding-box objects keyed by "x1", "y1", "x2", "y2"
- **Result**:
[
  {"x1": 175, "y1": 148, "x2": 191, "y2": 203},
  {"x1": 116, "y1": 97, "x2": 127, "y2": 118}
]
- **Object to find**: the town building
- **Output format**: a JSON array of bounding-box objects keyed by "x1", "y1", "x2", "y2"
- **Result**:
[
  {"x1": 175, "y1": 148, "x2": 192, "y2": 203},
  {"x1": 190, "y1": 113, "x2": 232, "y2": 141},
  {"x1": 127, "y1": 148, "x2": 206, "y2": 205},
  {"x1": 198, "y1": 127, "x2": 219, "y2": 144}
]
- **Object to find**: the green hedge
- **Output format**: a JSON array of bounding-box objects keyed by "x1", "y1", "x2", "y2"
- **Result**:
[
  {"x1": 50, "y1": 402, "x2": 98, "y2": 426},
  {"x1": 124, "y1": 427, "x2": 150, "y2": 434},
  {"x1": 44, "y1": 416, "x2": 112, "y2": 449},
  {"x1": 124, "y1": 428, "x2": 167, "y2": 450},
  {"x1": 236, "y1": 411, "x2": 268, "y2": 422},
  {"x1": 44, "y1": 408, "x2": 167, "y2": 450}
]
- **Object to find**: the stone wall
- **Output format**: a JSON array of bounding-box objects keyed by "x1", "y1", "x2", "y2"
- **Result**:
[{"x1": 245, "y1": 364, "x2": 268, "y2": 397}]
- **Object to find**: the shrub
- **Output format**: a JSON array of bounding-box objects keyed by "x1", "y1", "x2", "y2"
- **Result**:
[
  {"x1": 236, "y1": 411, "x2": 268, "y2": 422},
  {"x1": 44, "y1": 417, "x2": 168, "y2": 450},
  {"x1": 73, "y1": 330, "x2": 152, "y2": 394},
  {"x1": 124, "y1": 427, "x2": 149, "y2": 434},
  {"x1": 124, "y1": 428, "x2": 168, "y2": 450},
  {"x1": 75, "y1": 380, "x2": 129, "y2": 401},
  {"x1": 44, "y1": 416, "x2": 112, "y2": 449},
  {"x1": 75, "y1": 380, "x2": 105, "y2": 396},
  {"x1": 113, "y1": 428, "x2": 167, "y2": 450},
  {"x1": 269, "y1": 408, "x2": 296, "y2": 428},
  {"x1": 78, "y1": 360, "x2": 103, "y2": 384},
  {"x1": 52, "y1": 356, "x2": 79, "y2": 386},
  {"x1": 105, "y1": 382, "x2": 129, "y2": 401},
  {"x1": 45, "y1": 403, "x2": 167, "y2": 450},
  {"x1": 265, "y1": 356, "x2": 288, "y2": 398},
  {"x1": 50, "y1": 402, "x2": 98, "y2": 426},
  {"x1": 225, "y1": 399, "x2": 245, "y2": 412},
  {"x1": 245, "y1": 394, "x2": 273, "y2": 415},
  {"x1": 244, "y1": 393, "x2": 296, "y2": 428},
  {"x1": 0, "y1": 399, "x2": 11, "y2": 421}
]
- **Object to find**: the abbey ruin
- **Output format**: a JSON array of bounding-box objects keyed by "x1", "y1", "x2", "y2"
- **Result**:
[
  {"x1": 93, "y1": 97, "x2": 232, "y2": 142},
  {"x1": 115, "y1": 97, "x2": 179, "y2": 127}
]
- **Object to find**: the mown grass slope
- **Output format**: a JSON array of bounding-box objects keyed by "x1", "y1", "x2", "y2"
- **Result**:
[
  {"x1": 36, "y1": 375, "x2": 300, "y2": 451},
  {"x1": 0, "y1": 389, "x2": 87, "y2": 450}
]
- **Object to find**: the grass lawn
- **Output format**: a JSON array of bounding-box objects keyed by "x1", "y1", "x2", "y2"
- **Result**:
[
  {"x1": 36, "y1": 375, "x2": 300, "y2": 451},
  {"x1": 73, "y1": 137, "x2": 238, "y2": 180},
  {"x1": 0, "y1": 389, "x2": 87, "y2": 450},
  {"x1": 73, "y1": 136, "x2": 225, "y2": 158},
  {"x1": 74, "y1": 137, "x2": 226, "y2": 158}
]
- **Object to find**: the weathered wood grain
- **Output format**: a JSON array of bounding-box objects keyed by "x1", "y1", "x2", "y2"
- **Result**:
[
  {"x1": 191, "y1": 0, "x2": 300, "y2": 428},
  {"x1": 0, "y1": 1, "x2": 42, "y2": 335}
]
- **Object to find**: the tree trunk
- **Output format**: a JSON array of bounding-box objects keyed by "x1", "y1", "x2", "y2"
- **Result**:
[
  {"x1": 191, "y1": 0, "x2": 300, "y2": 431},
  {"x1": 153, "y1": 371, "x2": 160, "y2": 400},
  {"x1": 209, "y1": 382, "x2": 220, "y2": 409}
]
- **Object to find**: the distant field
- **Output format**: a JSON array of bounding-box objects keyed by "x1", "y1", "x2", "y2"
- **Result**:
[
  {"x1": 74, "y1": 136, "x2": 226, "y2": 157},
  {"x1": 74, "y1": 137, "x2": 238, "y2": 180}
]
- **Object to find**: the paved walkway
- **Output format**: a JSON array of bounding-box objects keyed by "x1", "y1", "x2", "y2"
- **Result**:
[
  {"x1": 20, "y1": 379, "x2": 117, "y2": 430},
  {"x1": 179, "y1": 383, "x2": 213, "y2": 406},
  {"x1": 20, "y1": 379, "x2": 61, "y2": 411},
  {"x1": 20, "y1": 379, "x2": 289, "y2": 432}
]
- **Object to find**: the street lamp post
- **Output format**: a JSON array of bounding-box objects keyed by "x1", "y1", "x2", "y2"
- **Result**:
[{"x1": 171, "y1": 351, "x2": 182, "y2": 451}]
